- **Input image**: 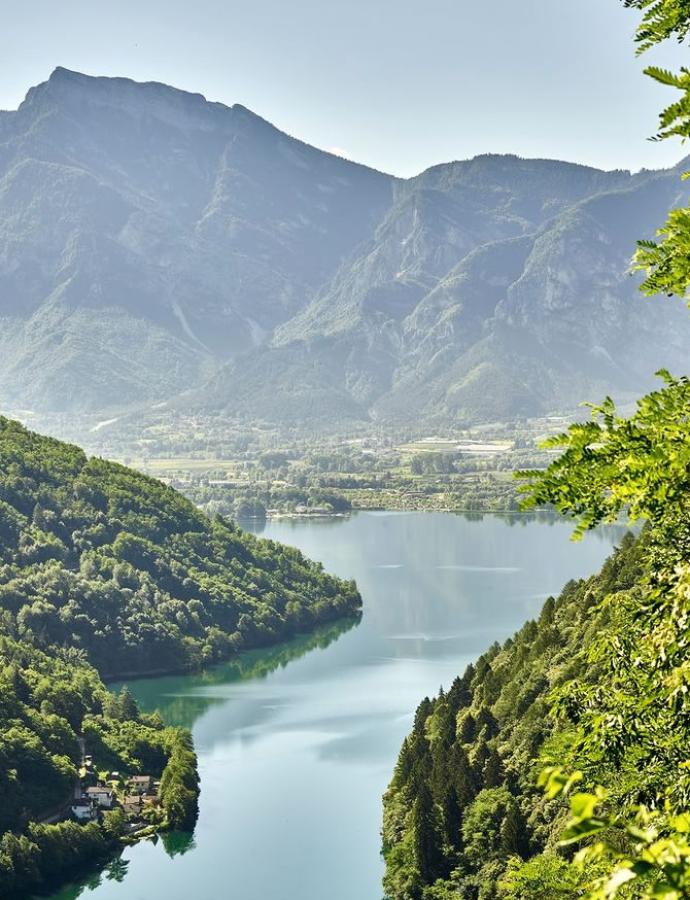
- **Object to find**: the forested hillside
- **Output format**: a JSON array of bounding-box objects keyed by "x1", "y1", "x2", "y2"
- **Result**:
[
  {"x1": 382, "y1": 532, "x2": 643, "y2": 899},
  {"x1": 0, "y1": 415, "x2": 360, "y2": 896},
  {"x1": 0, "y1": 635, "x2": 198, "y2": 896},
  {"x1": 382, "y1": 388, "x2": 690, "y2": 899},
  {"x1": 0, "y1": 417, "x2": 360, "y2": 678}
]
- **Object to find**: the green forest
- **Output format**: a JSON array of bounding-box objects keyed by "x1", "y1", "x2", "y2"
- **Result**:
[
  {"x1": 0, "y1": 633, "x2": 199, "y2": 897},
  {"x1": 0, "y1": 417, "x2": 361, "y2": 677},
  {"x1": 383, "y1": 532, "x2": 644, "y2": 899},
  {"x1": 0, "y1": 416, "x2": 361, "y2": 896}
]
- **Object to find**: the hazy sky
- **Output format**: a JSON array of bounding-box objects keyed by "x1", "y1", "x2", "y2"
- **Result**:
[{"x1": 2, "y1": 0, "x2": 688, "y2": 177}]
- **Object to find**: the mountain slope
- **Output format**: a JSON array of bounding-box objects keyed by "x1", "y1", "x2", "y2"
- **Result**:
[
  {"x1": 199, "y1": 159, "x2": 690, "y2": 425},
  {"x1": 0, "y1": 68, "x2": 393, "y2": 412},
  {"x1": 2, "y1": 69, "x2": 690, "y2": 426}
]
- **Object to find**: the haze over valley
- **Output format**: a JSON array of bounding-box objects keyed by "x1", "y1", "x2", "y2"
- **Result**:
[{"x1": 2, "y1": 68, "x2": 689, "y2": 435}]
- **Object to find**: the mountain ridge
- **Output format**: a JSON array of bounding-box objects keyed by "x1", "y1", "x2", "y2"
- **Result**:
[{"x1": 1, "y1": 68, "x2": 688, "y2": 427}]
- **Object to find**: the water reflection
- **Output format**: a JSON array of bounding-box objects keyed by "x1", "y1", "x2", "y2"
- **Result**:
[
  {"x1": 243, "y1": 508, "x2": 632, "y2": 547},
  {"x1": 112, "y1": 617, "x2": 359, "y2": 730},
  {"x1": 42, "y1": 512, "x2": 618, "y2": 900},
  {"x1": 158, "y1": 831, "x2": 196, "y2": 859}
]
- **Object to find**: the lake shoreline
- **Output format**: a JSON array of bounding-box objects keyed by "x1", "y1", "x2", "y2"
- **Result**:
[
  {"x1": 41, "y1": 512, "x2": 618, "y2": 900},
  {"x1": 102, "y1": 611, "x2": 362, "y2": 685}
]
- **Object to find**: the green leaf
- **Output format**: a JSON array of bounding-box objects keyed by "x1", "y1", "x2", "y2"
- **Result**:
[{"x1": 570, "y1": 793, "x2": 601, "y2": 820}]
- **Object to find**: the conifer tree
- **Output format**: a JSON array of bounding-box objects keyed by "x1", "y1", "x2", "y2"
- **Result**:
[
  {"x1": 499, "y1": 800, "x2": 525, "y2": 857},
  {"x1": 475, "y1": 707, "x2": 498, "y2": 739},
  {"x1": 441, "y1": 783, "x2": 462, "y2": 852},
  {"x1": 413, "y1": 697, "x2": 433, "y2": 736},
  {"x1": 447, "y1": 665, "x2": 474, "y2": 712},
  {"x1": 117, "y1": 686, "x2": 139, "y2": 721},
  {"x1": 450, "y1": 744, "x2": 477, "y2": 809},
  {"x1": 412, "y1": 784, "x2": 441, "y2": 885},
  {"x1": 458, "y1": 712, "x2": 476, "y2": 744},
  {"x1": 483, "y1": 748, "x2": 505, "y2": 788}
]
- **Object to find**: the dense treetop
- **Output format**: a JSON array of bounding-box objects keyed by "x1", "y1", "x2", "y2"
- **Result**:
[{"x1": 0, "y1": 417, "x2": 360, "y2": 678}]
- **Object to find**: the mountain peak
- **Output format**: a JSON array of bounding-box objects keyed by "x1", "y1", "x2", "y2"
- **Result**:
[
  {"x1": 18, "y1": 67, "x2": 230, "y2": 132},
  {"x1": 48, "y1": 65, "x2": 80, "y2": 82},
  {"x1": 45, "y1": 66, "x2": 208, "y2": 102}
]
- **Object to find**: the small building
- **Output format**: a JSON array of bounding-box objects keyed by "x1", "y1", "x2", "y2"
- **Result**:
[
  {"x1": 121, "y1": 794, "x2": 144, "y2": 817},
  {"x1": 85, "y1": 786, "x2": 116, "y2": 809},
  {"x1": 127, "y1": 775, "x2": 153, "y2": 795},
  {"x1": 71, "y1": 799, "x2": 97, "y2": 822}
]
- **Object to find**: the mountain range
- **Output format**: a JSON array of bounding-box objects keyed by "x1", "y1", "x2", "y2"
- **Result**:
[{"x1": 1, "y1": 67, "x2": 689, "y2": 427}]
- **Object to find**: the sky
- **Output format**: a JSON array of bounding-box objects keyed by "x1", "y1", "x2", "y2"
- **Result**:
[{"x1": 1, "y1": 0, "x2": 688, "y2": 177}]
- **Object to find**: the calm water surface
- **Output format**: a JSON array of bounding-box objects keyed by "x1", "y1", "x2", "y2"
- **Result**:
[{"x1": 47, "y1": 512, "x2": 619, "y2": 900}]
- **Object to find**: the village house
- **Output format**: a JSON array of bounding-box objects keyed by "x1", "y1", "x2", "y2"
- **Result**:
[
  {"x1": 71, "y1": 798, "x2": 97, "y2": 822},
  {"x1": 85, "y1": 786, "x2": 116, "y2": 809},
  {"x1": 127, "y1": 775, "x2": 153, "y2": 795},
  {"x1": 121, "y1": 794, "x2": 144, "y2": 817}
]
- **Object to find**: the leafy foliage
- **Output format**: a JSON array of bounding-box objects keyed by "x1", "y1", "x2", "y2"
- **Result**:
[
  {"x1": 517, "y1": 370, "x2": 690, "y2": 534},
  {"x1": 617, "y1": 2, "x2": 690, "y2": 299},
  {"x1": 0, "y1": 417, "x2": 360, "y2": 678},
  {"x1": 623, "y1": 1, "x2": 690, "y2": 52}
]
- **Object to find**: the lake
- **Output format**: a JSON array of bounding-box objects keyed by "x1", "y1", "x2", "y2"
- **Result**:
[{"x1": 45, "y1": 511, "x2": 619, "y2": 900}]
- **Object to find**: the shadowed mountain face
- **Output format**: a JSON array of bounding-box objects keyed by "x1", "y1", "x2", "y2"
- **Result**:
[
  {"x1": 0, "y1": 68, "x2": 393, "y2": 412},
  {"x1": 1, "y1": 68, "x2": 689, "y2": 425}
]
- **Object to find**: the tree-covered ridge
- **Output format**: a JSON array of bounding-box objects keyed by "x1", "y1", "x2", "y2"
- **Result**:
[
  {"x1": 382, "y1": 533, "x2": 644, "y2": 900},
  {"x1": 0, "y1": 415, "x2": 360, "y2": 897},
  {"x1": 0, "y1": 632, "x2": 198, "y2": 897},
  {"x1": 0, "y1": 417, "x2": 361, "y2": 678}
]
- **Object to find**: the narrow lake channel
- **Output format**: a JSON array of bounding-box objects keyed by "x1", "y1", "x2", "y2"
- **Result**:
[{"x1": 45, "y1": 511, "x2": 619, "y2": 900}]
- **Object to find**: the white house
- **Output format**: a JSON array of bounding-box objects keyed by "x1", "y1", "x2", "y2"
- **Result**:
[
  {"x1": 85, "y1": 786, "x2": 116, "y2": 809},
  {"x1": 71, "y1": 799, "x2": 97, "y2": 821}
]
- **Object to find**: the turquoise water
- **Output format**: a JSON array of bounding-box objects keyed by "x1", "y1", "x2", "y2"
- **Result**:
[{"x1": 45, "y1": 512, "x2": 618, "y2": 900}]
